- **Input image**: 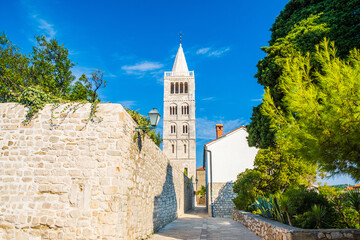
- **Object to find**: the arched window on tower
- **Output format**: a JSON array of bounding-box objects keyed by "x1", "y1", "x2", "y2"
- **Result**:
[
  {"x1": 171, "y1": 82, "x2": 174, "y2": 94},
  {"x1": 172, "y1": 144, "x2": 175, "y2": 153},
  {"x1": 181, "y1": 104, "x2": 189, "y2": 115},
  {"x1": 171, "y1": 124, "x2": 176, "y2": 134},
  {"x1": 184, "y1": 144, "x2": 187, "y2": 153},
  {"x1": 183, "y1": 124, "x2": 188, "y2": 134},
  {"x1": 180, "y1": 82, "x2": 184, "y2": 93},
  {"x1": 185, "y1": 82, "x2": 188, "y2": 93},
  {"x1": 170, "y1": 105, "x2": 177, "y2": 115},
  {"x1": 175, "y1": 82, "x2": 179, "y2": 93}
]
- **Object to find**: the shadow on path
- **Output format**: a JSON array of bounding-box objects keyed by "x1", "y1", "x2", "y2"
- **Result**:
[{"x1": 150, "y1": 206, "x2": 261, "y2": 240}]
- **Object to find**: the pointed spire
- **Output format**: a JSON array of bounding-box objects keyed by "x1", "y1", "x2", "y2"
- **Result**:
[{"x1": 172, "y1": 44, "x2": 189, "y2": 74}]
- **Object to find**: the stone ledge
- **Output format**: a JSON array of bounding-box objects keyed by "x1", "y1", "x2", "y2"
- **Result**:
[{"x1": 233, "y1": 209, "x2": 360, "y2": 240}]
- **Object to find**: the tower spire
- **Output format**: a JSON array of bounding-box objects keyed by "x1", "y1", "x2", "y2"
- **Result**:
[{"x1": 172, "y1": 41, "x2": 189, "y2": 73}]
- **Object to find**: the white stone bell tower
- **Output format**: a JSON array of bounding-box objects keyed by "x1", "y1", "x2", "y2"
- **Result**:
[{"x1": 163, "y1": 43, "x2": 196, "y2": 179}]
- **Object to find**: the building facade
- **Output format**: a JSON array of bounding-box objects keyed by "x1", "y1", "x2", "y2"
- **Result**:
[
  {"x1": 203, "y1": 124, "x2": 258, "y2": 218},
  {"x1": 163, "y1": 44, "x2": 196, "y2": 179}
]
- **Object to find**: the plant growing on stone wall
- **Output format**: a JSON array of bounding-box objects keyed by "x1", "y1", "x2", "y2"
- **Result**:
[
  {"x1": 126, "y1": 108, "x2": 162, "y2": 146},
  {"x1": 197, "y1": 185, "x2": 206, "y2": 198},
  {"x1": 0, "y1": 33, "x2": 106, "y2": 123}
]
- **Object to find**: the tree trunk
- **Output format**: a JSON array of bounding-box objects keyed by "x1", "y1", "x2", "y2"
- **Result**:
[{"x1": 286, "y1": 212, "x2": 292, "y2": 226}]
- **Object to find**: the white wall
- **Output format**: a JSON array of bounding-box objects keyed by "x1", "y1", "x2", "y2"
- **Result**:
[{"x1": 205, "y1": 128, "x2": 258, "y2": 183}]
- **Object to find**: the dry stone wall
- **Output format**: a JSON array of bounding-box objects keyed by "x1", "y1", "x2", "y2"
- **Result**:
[
  {"x1": 0, "y1": 103, "x2": 193, "y2": 240},
  {"x1": 208, "y1": 182, "x2": 236, "y2": 218},
  {"x1": 233, "y1": 209, "x2": 360, "y2": 240}
]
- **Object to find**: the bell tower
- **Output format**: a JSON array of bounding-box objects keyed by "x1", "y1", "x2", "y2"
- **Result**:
[{"x1": 163, "y1": 43, "x2": 196, "y2": 179}]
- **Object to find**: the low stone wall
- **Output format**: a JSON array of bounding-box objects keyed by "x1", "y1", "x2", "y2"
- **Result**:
[
  {"x1": 0, "y1": 103, "x2": 193, "y2": 240},
  {"x1": 233, "y1": 209, "x2": 360, "y2": 240},
  {"x1": 207, "y1": 182, "x2": 236, "y2": 218}
]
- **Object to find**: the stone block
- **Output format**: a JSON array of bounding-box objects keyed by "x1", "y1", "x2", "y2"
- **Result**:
[
  {"x1": 103, "y1": 186, "x2": 118, "y2": 195},
  {"x1": 98, "y1": 213, "x2": 118, "y2": 224}
]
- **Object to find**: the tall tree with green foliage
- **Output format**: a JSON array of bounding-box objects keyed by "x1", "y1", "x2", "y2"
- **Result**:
[
  {"x1": 247, "y1": 0, "x2": 360, "y2": 148},
  {"x1": 30, "y1": 35, "x2": 76, "y2": 97},
  {"x1": 233, "y1": 147, "x2": 316, "y2": 210},
  {"x1": 262, "y1": 39, "x2": 360, "y2": 180}
]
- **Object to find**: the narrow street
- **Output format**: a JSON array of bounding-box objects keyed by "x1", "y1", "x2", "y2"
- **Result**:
[{"x1": 149, "y1": 207, "x2": 261, "y2": 240}]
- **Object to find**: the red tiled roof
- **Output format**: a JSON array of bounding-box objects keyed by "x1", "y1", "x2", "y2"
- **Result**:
[
  {"x1": 205, "y1": 126, "x2": 246, "y2": 146},
  {"x1": 196, "y1": 166, "x2": 205, "y2": 170}
]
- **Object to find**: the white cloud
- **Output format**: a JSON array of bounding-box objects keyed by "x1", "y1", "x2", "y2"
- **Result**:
[
  {"x1": 105, "y1": 73, "x2": 117, "y2": 78},
  {"x1": 122, "y1": 61, "x2": 163, "y2": 74},
  {"x1": 196, "y1": 48, "x2": 210, "y2": 55},
  {"x1": 208, "y1": 47, "x2": 230, "y2": 56},
  {"x1": 118, "y1": 100, "x2": 136, "y2": 109},
  {"x1": 37, "y1": 18, "x2": 56, "y2": 39},
  {"x1": 30, "y1": 13, "x2": 56, "y2": 39},
  {"x1": 196, "y1": 46, "x2": 230, "y2": 57},
  {"x1": 202, "y1": 97, "x2": 215, "y2": 101},
  {"x1": 196, "y1": 117, "x2": 247, "y2": 140}
]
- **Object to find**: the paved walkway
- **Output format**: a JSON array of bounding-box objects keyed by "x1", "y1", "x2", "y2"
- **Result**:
[{"x1": 149, "y1": 207, "x2": 261, "y2": 240}]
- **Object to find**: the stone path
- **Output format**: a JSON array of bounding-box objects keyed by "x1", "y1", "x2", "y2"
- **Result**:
[{"x1": 149, "y1": 207, "x2": 261, "y2": 240}]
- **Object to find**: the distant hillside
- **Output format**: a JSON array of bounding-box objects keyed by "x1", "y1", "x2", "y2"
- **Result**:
[{"x1": 332, "y1": 184, "x2": 349, "y2": 189}]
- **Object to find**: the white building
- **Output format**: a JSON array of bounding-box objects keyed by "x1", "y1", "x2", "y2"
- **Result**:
[
  {"x1": 163, "y1": 44, "x2": 196, "y2": 179},
  {"x1": 203, "y1": 124, "x2": 258, "y2": 218}
]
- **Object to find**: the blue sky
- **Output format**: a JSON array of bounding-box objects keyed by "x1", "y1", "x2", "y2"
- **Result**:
[{"x1": 1, "y1": 0, "x2": 355, "y2": 185}]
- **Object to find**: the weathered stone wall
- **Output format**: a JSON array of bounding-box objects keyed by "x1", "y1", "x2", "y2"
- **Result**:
[
  {"x1": 0, "y1": 103, "x2": 193, "y2": 240},
  {"x1": 233, "y1": 209, "x2": 360, "y2": 240},
  {"x1": 207, "y1": 182, "x2": 236, "y2": 218}
]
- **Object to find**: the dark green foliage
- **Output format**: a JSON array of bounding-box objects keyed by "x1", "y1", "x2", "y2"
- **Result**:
[
  {"x1": 282, "y1": 186, "x2": 341, "y2": 229},
  {"x1": 31, "y1": 35, "x2": 75, "y2": 97},
  {"x1": 248, "y1": 0, "x2": 360, "y2": 149},
  {"x1": 126, "y1": 108, "x2": 162, "y2": 147},
  {"x1": 247, "y1": 104, "x2": 274, "y2": 148},
  {"x1": 232, "y1": 147, "x2": 316, "y2": 211},
  {"x1": 345, "y1": 191, "x2": 360, "y2": 227},
  {"x1": 332, "y1": 184, "x2": 350, "y2": 190}
]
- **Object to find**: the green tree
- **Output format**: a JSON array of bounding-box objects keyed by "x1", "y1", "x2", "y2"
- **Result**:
[
  {"x1": 262, "y1": 39, "x2": 360, "y2": 180},
  {"x1": 248, "y1": 0, "x2": 360, "y2": 148},
  {"x1": 0, "y1": 33, "x2": 106, "y2": 120},
  {"x1": 31, "y1": 35, "x2": 76, "y2": 97},
  {"x1": 0, "y1": 33, "x2": 30, "y2": 102},
  {"x1": 233, "y1": 147, "x2": 316, "y2": 210}
]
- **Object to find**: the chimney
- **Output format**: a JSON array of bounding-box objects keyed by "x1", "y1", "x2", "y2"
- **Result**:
[{"x1": 216, "y1": 124, "x2": 223, "y2": 138}]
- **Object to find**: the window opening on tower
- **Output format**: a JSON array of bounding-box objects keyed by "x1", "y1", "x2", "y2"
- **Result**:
[{"x1": 171, "y1": 83, "x2": 174, "y2": 94}]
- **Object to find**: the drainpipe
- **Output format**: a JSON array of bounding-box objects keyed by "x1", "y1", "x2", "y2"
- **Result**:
[{"x1": 204, "y1": 147, "x2": 213, "y2": 217}]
